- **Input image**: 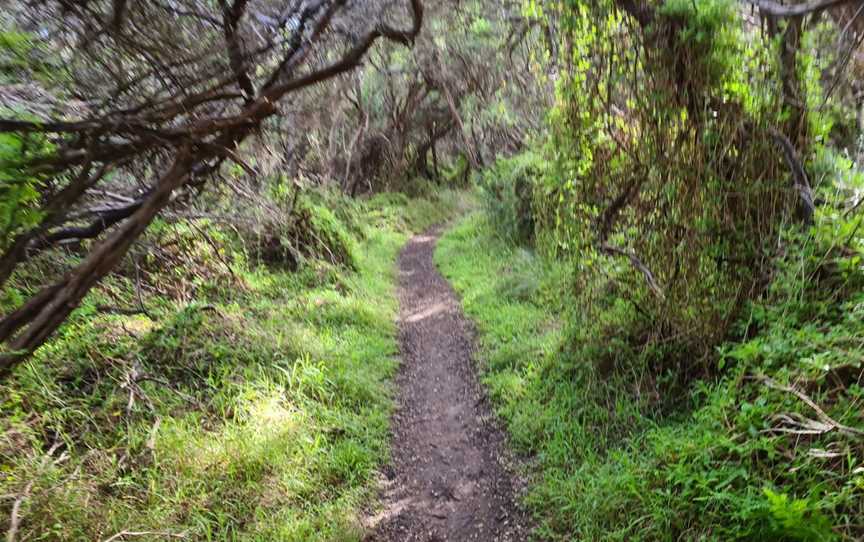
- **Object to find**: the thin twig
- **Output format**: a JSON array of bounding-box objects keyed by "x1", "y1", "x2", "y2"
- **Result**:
[
  {"x1": 134, "y1": 256, "x2": 153, "y2": 319},
  {"x1": 6, "y1": 480, "x2": 34, "y2": 542},
  {"x1": 6, "y1": 442, "x2": 62, "y2": 542}
]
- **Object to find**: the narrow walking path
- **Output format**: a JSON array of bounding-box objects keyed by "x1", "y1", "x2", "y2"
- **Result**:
[{"x1": 366, "y1": 228, "x2": 528, "y2": 541}]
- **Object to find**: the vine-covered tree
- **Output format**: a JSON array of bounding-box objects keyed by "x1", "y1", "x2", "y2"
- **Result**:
[{"x1": 525, "y1": 0, "x2": 863, "y2": 378}]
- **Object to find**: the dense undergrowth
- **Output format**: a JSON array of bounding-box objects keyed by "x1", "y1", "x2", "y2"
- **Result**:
[
  {"x1": 0, "y1": 189, "x2": 465, "y2": 541},
  {"x1": 438, "y1": 205, "x2": 864, "y2": 540},
  {"x1": 432, "y1": 2, "x2": 864, "y2": 539}
]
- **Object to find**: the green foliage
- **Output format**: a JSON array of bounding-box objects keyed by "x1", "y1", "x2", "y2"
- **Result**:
[
  {"x1": 438, "y1": 210, "x2": 864, "y2": 540},
  {"x1": 0, "y1": 190, "x2": 468, "y2": 540},
  {"x1": 659, "y1": 0, "x2": 741, "y2": 89},
  {"x1": 528, "y1": 0, "x2": 802, "y2": 374},
  {"x1": 469, "y1": 16, "x2": 493, "y2": 37},
  {"x1": 760, "y1": 488, "x2": 835, "y2": 542},
  {"x1": 0, "y1": 27, "x2": 65, "y2": 87},
  {"x1": 0, "y1": 129, "x2": 53, "y2": 250},
  {"x1": 300, "y1": 197, "x2": 359, "y2": 268},
  {"x1": 477, "y1": 151, "x2": 545, "y2": 245},
  {"x1": 476, "y1": 18, "x2": 864, "y2": 536},
  {"x1": 0, "y1": 28, "x2": 63, "y2": 250}
]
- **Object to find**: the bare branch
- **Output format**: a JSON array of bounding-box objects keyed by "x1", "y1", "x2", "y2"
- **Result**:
[
  {"x1": 600, "y1": 244, "x2": 665, "y2": 300},
  {"x1": 743, "y1": 0, "x2": 859, "y2": 17},
  {"x1": 762, "y1": 377, "x2": 864, "y2": 437},
  {"x1": 769, "y1": 128, "x2": 815, "y2": 224}
]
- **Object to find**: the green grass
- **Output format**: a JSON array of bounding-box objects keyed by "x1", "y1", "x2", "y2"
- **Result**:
[
  {"x1": 436, "y1": 212, "x2": 864, "y2": 541},
  {"x1": 0, "y1": 190, "x2": 468, "y2": 541}
]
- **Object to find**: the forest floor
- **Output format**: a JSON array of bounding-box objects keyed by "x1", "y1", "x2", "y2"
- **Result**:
[{"x1": 365, "y1": 228, "x2": 529, "y2": 541}]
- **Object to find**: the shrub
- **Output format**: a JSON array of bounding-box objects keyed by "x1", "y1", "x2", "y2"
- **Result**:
[{"x1": 477, "y1": 151, "x2": 545, "y2": 245}]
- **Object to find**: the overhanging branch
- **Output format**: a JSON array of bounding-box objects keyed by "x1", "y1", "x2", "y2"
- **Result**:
[{"x1": 0, "y1": 0, "x2": 427, "y2": 379}]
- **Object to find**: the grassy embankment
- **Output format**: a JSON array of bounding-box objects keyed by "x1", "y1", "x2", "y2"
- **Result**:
[
  {"x1": 0, "y1": 190, "x2": 465, "y2": 541},
  {"x1": 437, "y1": 212, "x2": 864, "y2": 541}
]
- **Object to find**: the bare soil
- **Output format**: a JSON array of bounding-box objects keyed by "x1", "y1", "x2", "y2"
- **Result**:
[{"x1": 365, "y1": 228, "x2": 529, "y2": 541}]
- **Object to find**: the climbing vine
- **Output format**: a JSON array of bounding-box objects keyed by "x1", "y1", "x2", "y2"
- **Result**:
[{"x1": 531, "y1": 0, "x2": 821, "y2": 374}]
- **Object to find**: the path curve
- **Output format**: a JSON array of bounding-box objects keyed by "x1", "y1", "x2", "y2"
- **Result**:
[{"x1": 366, "y1": 228, "x2": 528, "y2": 541}]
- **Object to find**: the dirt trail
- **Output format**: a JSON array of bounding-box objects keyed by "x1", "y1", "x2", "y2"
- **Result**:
[{"x1": 366, "y1": 228, "x2": 528, "y2": 541}]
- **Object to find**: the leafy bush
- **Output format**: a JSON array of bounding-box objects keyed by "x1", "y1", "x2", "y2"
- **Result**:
[
  {"x1": 0, "y1": 130, "x2": 52, "y2": 251},
  {"x1": 477, "y1": 151, "x2": 545, "y2": 245},
  {"x1": 526, "y1": 0, "x2": 810, "y2": 381}
]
